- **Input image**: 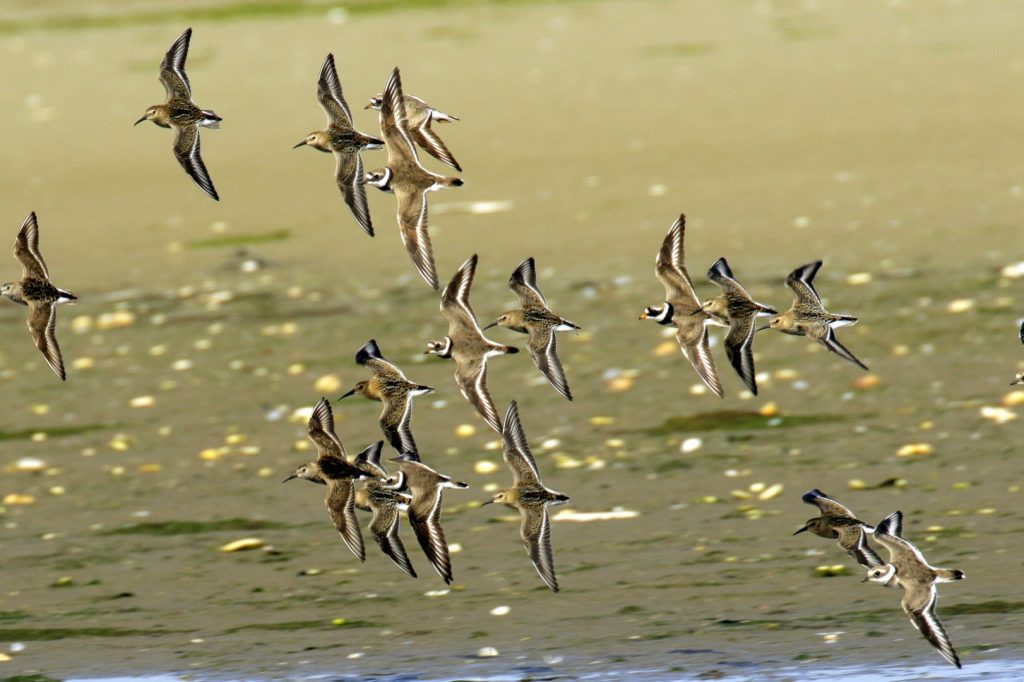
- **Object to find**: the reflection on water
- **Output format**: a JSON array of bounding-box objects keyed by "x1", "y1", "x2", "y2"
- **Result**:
[{"x1": 68, "y1": 658, "x2": 1024, "y2": 682}]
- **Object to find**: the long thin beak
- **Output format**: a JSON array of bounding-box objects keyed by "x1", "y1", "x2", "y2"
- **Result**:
[
  {"x1": 755, "y1": 324, "x2": 771, "y2": 333},
  {"x1": 133, "y1": 116, "x2": 147, "y2": 126},
  {"x1": 292, "y1": 140, "x2": 307, "y2": 149},
  {"x1": 792, "y1": 526, "x2": 808, "y2": 535},
  {"x1": 282, "y1": 474, "x2": 298, "y2": 483},
  {"x1": 638, "y1": 313, "x2": 648, "y2": 320},
  {"x1": 480, "y1": 499, "x2": 494, "y2": 506},
  {"x1": 690, "y1": 308, "x2": 704, "y2": 316},
  {"x1": 337, "y1": 389, "x2": 356, "y2": 401},
  {"x1": 482, "y1": 321, "x2": 498, "y2": 330}
]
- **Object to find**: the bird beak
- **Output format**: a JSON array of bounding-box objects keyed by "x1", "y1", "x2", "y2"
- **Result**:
[
  {"x1": 133, "y1": 116, "x2": 147, "y2": 126},
  {"x1": 860, "y1": 577, "x2": 870, "y2": 583},
  {"x1": 282, "y1": 473, "x2": 298, "y2": 483},
  {"x1": 792, "y1": 525, "x2": 809, "y2": 535},
  {"x1": 364, "y1": 103, "x2": 373, "y2": 109},
  {"x1": 482, "y1": 321, "x2": 498, "y2": 330},
  {"x1": 755, "y1": 324, "x2": 771, "y2": 333},
  {"x1": 690, "y1": 308, "x2": 704, "y2": 316},
  {"x1": 480, "y1": 499, "x2": 494, "y2": 506},
  {"x1": 292, "y1": 140, "x2": 307, "y2": 149},
  {"x1": 337, "y1": 389, "x2": 356, "y2": 401},
  {"x1": 638, "y1": 313, "x2": 649, "y2": 320}
]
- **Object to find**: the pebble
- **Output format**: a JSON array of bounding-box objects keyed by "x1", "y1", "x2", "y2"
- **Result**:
[
  {"x1": 946, "y1": 298, "x2": 975, "y2": 313},
  {"x1": 680, "y1": 437, "x2": 702, "y2": 453},
  {"x1": 72, "y1": 357, "x2": 95, "y2": 370},
  {"x1": 1003, "y1": 391, "x2": 1024, "y2": 407},
  {"x1": 474, "y1": 460, "x2": 498, "y2": 475},
  {"x1": 814, "y1": 564, "x2": 847, "y2": 577},
  {"x1": 490, "y1": 605, "x2": 510, "y2": 616},
  {"x1": 2, "y1": 494, "x2": 34, "y2": 506},
  {"x1": 851, "y1": 374, "x2": 879, "y2": 390},
  {"x1": 95, "y1": 311, "x2": 135, "y2": 330},
  {"x1": 13, "y1": 458, "x2": 46, "y2": 473},
  {"x1": 314, "y1": 374, "x2": 342, "y2": 393},
  {"x1": 758, "y1": 483, "x2": 784, "y2": 501},
  {"x1": 476, "y1": 646, "x2": 499, "y2": 658},
  {"x1": 129, "y1": 395, "x2": 155, "y2": 408},
  {"x1": 896, "y1": 443, "x2": 933, "y2": 457},
  {"x1": 980, "y1": 406, "x2": 1017, "y2": 424},
  {"x1": 653, "y1": 340, "x2": 678, "y2": 357},
  {"x1": 219, "y1": 538, "x2": 265, "y2": 553},
  {"x1": 551, "y1": 508, "x2": 639, "y2": 521},
  {"x1": 455, "y1": 424, "x2": 476, "y2": 438}
]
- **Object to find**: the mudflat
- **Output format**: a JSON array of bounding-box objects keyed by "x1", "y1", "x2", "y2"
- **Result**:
[{"x1": 0, "y1": 1, "x2": 1022, "y2": 679}]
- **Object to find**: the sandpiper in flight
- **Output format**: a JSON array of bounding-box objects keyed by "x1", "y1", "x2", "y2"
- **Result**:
[
  {"x1": 389, "y1": 451, "x2": 468, "y2": 584},
  {"x1": 426, "y1": 254, "x2": 518, "y2": 432},
  {"x1": 1, "y1": 213, "x2": 76, "y2": 381},
  {"x1": 338, "y1": 339, "x2": 434, "y2": 455},
  {"x1": 794, "y1": 488, "x2": 882, "y2": 568},
  {"x1": 1010, "y1": 321, "x2": 1024, "y2": 385},
  {"x1": 294, "y1": 54, "x2": 384, "y2": 236},
  {"x1": 863, "y1": 511, "x2": 965, "y2": 668},
  {"x1": 640, "y1": 214, "x2": 724, "y2": 398},
  {"x1": 485, "y1": 257, "x2": 580, "y2": 401},
  {"x1": 699, "y1": 257, "x2": 777, "y2": 395},
  {"x1": 351, "y1": 441, "x2": 417, "y2": 578},
  {"x1": 761, "y1": 261, "x2": 868, "y2": 370},
  {"x1": 135, "y1": 28, "x2": 221, "y2": 201},
  {"x1": 283, "y1": 398, "x2": 370, "y2": 563},
  {"x1": 364, "y1": 67, "x2": 464, "y2": 290},
  {"x1": 365, "y1": 90, "x2": 462, "y2": 172},
  {"x1": 482, "y1": 401, "x2": 570, "y2": 592}
]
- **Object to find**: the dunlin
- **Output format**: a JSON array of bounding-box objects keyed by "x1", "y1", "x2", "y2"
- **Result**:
[
  {"x1": 338, "y1": 339, "x2": 434, "y2": 455},
  {"x1": 485, "y1": 257, "x2": 580, "y2": 401},
  {"x1": 762, "y1": 261, "x2": 868, "y2": 370},
  {"x1": 283, "y1": 398, "x2": 369, "y2": 562},
  {"x1": 794, "y1": 488, "x2": 882, "y2": 568},
  {"x1": 366, "y1": 91, "x2": 461, "y2": 172},
  {"x1": 389, "y1": 452, "x2": 468, "y2": 584},
  {"x1": 700, "y1": 257, "x2": 777, "y2": 395},
  {"x1": 426, "y1": 254, "x2": 518, "y2": 432},
  {"x1": 364, "y1": 67, "x2": 463, "y2": 290},
  {"x1": 135, "y1": 28, "x2": 221, "y2": 201},
  {"x1": 640, "y1": 214, "x2": 724, "y2": 397},
  {"x1": 1, "y1": 212, "x2": 76, "y2": 381},
  {"x1": 294, "y1": 54, "x2": 384, "y2": 236},
  {"x1": 352, "y1": 441, "x2": 417, "y2": 578},
  {"x1": 482, "y1": 401, "x2": 570, "y2": 592}
]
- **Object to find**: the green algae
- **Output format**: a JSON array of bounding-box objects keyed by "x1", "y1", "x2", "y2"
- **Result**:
[
  {"x1": 100, "y1": 518, "x2": 286, "y2": 536},
  {"x1": 643, "y1": 410, "x2": 848, "y2": 435}
]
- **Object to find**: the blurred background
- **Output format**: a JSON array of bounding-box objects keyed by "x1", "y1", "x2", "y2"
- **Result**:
[{"x1": 0, "y1": 0, "x2": 1022, "y2": 679}]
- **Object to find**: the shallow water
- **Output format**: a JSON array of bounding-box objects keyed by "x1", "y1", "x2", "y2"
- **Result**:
[{"x1": 1, "y1": 0, "x2": 1024, "y2": 680}]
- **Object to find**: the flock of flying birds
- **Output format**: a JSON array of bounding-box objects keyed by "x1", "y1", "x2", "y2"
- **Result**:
[{"x1": 2, "y1": 25, "x2": 1013, "y2": 669}]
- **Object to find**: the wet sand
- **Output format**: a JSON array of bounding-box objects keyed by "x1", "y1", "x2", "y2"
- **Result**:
[{"x1": 1, "y1": 0, "x2": 1023, "y2": 679}]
